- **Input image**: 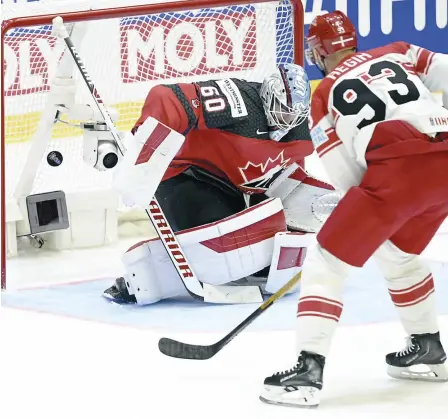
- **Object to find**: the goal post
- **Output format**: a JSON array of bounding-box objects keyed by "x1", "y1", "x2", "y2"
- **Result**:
[{"x1": 1, "y1": 0, "x2": 305, "y2": 289}]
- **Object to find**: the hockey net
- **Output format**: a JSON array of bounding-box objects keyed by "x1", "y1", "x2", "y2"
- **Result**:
[{"x1": 1, "y1": 0, "x2": 304, "y2": 288}]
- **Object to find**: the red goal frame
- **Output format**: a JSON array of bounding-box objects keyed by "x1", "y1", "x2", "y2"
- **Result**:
[{"x1": 0, "y1": 0, "x2": 304, "y2": 290}]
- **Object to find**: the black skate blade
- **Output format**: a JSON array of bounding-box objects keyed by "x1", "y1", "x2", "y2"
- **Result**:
[{"x1": 158, "y1": 338, "x2": 217, "y2": 360}]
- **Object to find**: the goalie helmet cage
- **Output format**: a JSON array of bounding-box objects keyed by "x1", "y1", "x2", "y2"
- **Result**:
[{"x1": 0, "y1": 0, "x2": 304, "y2": 289}]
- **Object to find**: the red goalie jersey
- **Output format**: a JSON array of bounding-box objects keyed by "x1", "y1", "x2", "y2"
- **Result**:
[
  {"x1": 310, "y1": 42, "x2": 448, "y2": 266},
  {"x1": 133, "y1": 79, "x2": 314, "y2": 194}
]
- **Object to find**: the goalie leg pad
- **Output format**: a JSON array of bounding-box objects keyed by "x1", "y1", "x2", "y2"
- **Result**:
[
  {"x1": 265, "y1": 232, "x2": 315, "y2": 294},
  {"x1": 121, "y1": 240, "x2": 191, "y2": 305},
  {"x1": 123, "y1": 198, "x2": 286, "y2": 305}
]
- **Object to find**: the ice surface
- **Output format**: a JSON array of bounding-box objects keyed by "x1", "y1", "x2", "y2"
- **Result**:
[
  {"x1": 1, "y1": 307, "x2": 447, "y2": 419},
  {"x1": 2, "y1": 232, "x2": 448, "y2": 419}
]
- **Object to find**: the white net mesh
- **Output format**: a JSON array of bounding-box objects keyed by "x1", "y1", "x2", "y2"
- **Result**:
[{"x1": 3, "y1": 0, "x2": 301, "y2": 202}]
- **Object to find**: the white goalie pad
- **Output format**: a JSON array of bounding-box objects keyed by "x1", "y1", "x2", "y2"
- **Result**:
[
  {"x1": 112, "y1": 117, "x2": 185, "y2": 208},
  {"x1": 265, "y1": 232, "x2": 315, "y2": 294},
  {"x1": 266, "y1": 163, "x2": 338, "y2": 232},
  {"x1": 122, "y1": 198, "x2": 287, "y2": 305}
]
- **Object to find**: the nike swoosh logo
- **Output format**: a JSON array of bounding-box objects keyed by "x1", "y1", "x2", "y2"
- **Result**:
[{"x1": 257, "y1": 129, "x2": 268, "y2": 135}]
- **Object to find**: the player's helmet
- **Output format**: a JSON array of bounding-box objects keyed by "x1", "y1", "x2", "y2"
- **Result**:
[
  {"x1": 260, "y1": 63, "x2": 311, "y2": 131},
  {"x1": 306, "y1": 11, "x2": 357, "y2": 71}
]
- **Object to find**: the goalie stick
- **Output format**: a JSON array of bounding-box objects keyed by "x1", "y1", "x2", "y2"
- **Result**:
[
  {"x1": 52, "y1": 16, "x2": 207, "y2": 301},
  {"x1": 158, "y1": 271, "x2": 302, "y2": 360}
]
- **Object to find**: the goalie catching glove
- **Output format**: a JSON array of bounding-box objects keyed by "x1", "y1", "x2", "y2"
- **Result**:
[{"x1": 266, "y1": 163, "x2": 338, "y2": 232}]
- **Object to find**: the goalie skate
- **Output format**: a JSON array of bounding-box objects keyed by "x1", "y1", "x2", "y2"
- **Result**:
[
  {"x1": 386, "y1": 332, "x2": 448, "y2": 382},
  {"x1": 102, "y1": 277, "x2": 136, "y2": 304},
  {"x1": 260, "y1": 351, "x2": 324, "y2": 408}
]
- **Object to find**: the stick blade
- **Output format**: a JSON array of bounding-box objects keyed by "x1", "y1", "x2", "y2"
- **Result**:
[{"x1": 158, "y1": 338, "x2": 218, "y2": 360}]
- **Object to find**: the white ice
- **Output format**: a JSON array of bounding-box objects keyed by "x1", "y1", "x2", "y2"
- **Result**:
[{"x1": 1, "y1": 306, "x2": 447, "y2": 419}]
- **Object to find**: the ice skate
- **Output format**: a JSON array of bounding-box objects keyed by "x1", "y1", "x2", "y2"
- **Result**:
[
  {"x1": 386, "y1": 332, "x2": 448, "y2": 382},
  {"x1": 260, "y1": 351, "x2": 324, "y2": 408},
  {"x1": 102, "y1": 277, "x2": 136, "y2": 304}
]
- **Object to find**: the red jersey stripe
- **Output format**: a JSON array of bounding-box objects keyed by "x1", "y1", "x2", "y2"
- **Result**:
[{"x1": 415, "y1": 48, "x2": 432, "y2": 74}]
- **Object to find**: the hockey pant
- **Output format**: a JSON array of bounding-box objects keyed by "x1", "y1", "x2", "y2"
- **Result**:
[
  {"x1": 295, "y1": 121, "x2": 448, "y2": 356},
  {"x1": 155, "y1": 167, "x2": 247, "y2": 232}
]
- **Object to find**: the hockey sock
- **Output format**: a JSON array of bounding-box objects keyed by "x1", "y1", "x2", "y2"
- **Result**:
[
  {"x1": 375, "y1": 244, "x2": 439, "y2": 335},
  {"x1": 387, "y1": 269, "x2": 439, "y2": 335},
  {"x1": 295, "y1": 245, "x2": 351, "y2": 357}
]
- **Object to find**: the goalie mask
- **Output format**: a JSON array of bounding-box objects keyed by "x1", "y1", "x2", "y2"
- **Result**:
[{"x1": 260, "y1": 63, "x2": 311, "y2": 131}]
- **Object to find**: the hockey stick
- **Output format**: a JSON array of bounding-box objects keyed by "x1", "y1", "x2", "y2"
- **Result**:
[
  {"x1": 52, "y1": 17, "x2": 206, "y2": 301},
  {"x1": 158, "y1": 271, "x2": 302, "y2": 360}
]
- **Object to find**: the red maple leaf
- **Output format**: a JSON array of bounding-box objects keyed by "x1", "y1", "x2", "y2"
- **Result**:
[{"x1": 239, "y1": 151, "x2": 290, "y2": 183}]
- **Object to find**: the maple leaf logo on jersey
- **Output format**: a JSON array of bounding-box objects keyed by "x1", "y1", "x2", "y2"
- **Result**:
[
  {"x1": 191, "y1": 98, "x2": 200, "y2": 109},
  {"x1": 239, "y1": 151, "x2": 290, "y2": 194}
]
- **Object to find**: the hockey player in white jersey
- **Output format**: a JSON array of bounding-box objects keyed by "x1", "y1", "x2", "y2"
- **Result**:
[{"x1": 260, "y1": 11, "x2": 448, "y2": 408}]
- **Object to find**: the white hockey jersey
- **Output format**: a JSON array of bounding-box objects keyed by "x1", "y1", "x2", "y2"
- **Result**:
[{"x1": 310, "y1": 42, "x2": 448, "y2": 193}]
